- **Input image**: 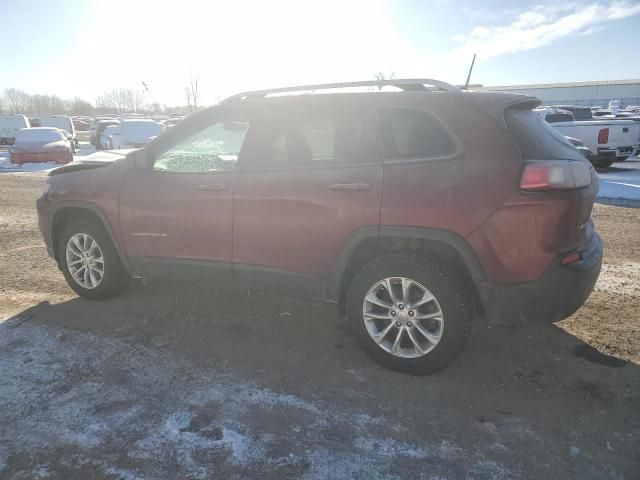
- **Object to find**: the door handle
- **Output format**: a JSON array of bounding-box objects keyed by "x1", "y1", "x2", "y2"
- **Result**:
[
  {"x1": 329, "y1": 182, "x2": 371, "y2": 191},
  {"x1": 197, "y1": 183, "x2": 227, "y2": 191}
]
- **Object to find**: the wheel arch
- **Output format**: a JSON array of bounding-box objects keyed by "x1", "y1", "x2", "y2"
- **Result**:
[
  {"x1": 327, "y1": 226, "x2": 486, "y2": 315},
  {"x1": 50, "y1": 202, "x2": 134, "y2": 275}
]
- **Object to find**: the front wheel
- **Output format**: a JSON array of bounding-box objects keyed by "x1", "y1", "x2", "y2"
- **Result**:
[
  {"x1": 57, "y1": 218, "x2": 130, "y2": 300},
  {"x1": 346, "y1": 255, "x2": 472, "y2": 375}
]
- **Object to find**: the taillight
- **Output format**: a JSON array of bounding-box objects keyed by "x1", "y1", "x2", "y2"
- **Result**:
[
  {"x1": 598, "y1": 128, "x2": 609, "y2": 144},
  {"x1": 520, "y1": 161, "x2": 591, "y2": 191}
]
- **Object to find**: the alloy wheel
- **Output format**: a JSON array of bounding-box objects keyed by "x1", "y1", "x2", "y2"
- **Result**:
[
  {"x1": 362, "y1": 276, "x2": 444, "y2": 358},
  {"x1": 65, "y1": 233, "x2": 105, "y2": 289}
]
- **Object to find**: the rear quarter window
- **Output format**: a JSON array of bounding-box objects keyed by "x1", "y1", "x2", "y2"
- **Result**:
[
  {"x1": 505, "y1": 108, "x2": 584, "y2": 161},
  {"x1": 377, "y1": 107, "x2": 456, "y2": 160}
]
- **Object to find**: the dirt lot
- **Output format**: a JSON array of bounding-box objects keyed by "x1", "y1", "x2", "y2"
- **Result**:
[{"x1": 0, "y1": 172, "x2": 639, "y2": 479}]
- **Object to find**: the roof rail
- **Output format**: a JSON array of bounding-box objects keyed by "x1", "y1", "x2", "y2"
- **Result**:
[{"x1": 221, "y1": 78, "x2": 460, "y2": 103}]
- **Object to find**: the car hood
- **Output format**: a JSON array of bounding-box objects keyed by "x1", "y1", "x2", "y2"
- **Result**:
[{"x1": 49, "y1": 150, "x2": 130, "y2": 176}]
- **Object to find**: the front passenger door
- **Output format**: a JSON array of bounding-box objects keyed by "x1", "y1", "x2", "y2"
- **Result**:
[{"x1": 118, "y1": 109, "x2": 253, "y2": 273}]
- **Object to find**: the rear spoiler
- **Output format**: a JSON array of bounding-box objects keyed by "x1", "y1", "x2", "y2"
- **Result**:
[{"x1": 470, "y1": 92, "x2": 541, "y2": 129}]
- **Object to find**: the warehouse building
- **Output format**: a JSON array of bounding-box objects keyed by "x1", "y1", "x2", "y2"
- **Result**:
[{"x1": 481, "y1": 79, "x2": 640, "y2": 108}]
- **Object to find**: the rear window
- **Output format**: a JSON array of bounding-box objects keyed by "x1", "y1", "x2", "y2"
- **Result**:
[
  {"x1": 16, "y1": 128, "x2": 64, "y2": 142},
  {"x1": 562, "y1": 107, "x2": 592, "y2": 121},
  {"x1": 545, "y1": 113, "x2": 574, "y2": 123},
  {"x1": 377, "y1": 107, "x2": 455, "y2": 160},
  {"x1": 505, "y1": 108, "x2": 583, "y2": 161}
]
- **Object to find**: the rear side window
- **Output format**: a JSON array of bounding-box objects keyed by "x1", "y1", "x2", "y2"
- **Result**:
[
  {"x1": 249, "y1": 102, "x2": 372, "y2": 168},
  {"x1": 378, "y1": 108, "x2": 455, "y2": 160},
  {"x1": 505, "y1": 108, "x2": 584, "y2": 161}
]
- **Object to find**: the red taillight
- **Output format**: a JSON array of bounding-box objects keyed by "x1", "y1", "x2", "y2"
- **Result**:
[
  {"x1": 520, "y1": 161, "x2": 592, "y2": 191},
  {"x1": 598, "y1": 128, "x2": 609, "y2": 144}
]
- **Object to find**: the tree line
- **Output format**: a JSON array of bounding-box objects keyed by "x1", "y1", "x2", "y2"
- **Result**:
[{"x1": 1, "y1": 84, "x2": 202, "y2": 116}]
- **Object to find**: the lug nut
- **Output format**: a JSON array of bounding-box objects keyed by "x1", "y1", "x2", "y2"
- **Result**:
[
  {"x1": 395, "y1": 321, "x2": 401, "y2": 327},
  {"x1": 408, "y1": 310, "x2": 414, "y2": 317},
  {"x1": 398, "y1": 304, "x2": 405, "y2": 310},
  {"x1": 407, "y1": 321, "x2": 413, "y2": 327},
  {"x1": 390, "y1": 310, "x2": 396, "y2": 317}
]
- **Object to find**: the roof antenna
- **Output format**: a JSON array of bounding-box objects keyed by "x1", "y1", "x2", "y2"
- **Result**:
[{"x1": 464, "y1": 53, "x2": 476, "y2": 90}]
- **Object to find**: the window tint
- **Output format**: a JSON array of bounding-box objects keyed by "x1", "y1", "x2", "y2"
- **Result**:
[
  {"x1": 253, "y1": 104, "x2": 368, "y2": 168},
  {"x1": 545, "y1": 113, "x2": 574, "y2": 123},
  {"x1": 378, "y1": 108, "x2": 455, "y2": 160},
  {"x1": 153, "y1": 119, "x2": 250, "y2": 172}
]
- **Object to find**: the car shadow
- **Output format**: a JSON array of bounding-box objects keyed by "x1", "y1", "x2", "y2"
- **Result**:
[{"x1": 1, "y1": 279, "x2": 639, "y2": 478}]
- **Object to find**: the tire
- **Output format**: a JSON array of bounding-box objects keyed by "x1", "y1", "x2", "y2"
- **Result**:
[
  {"x1": 346, "y1": 255, "x2": 472, "y2": 375},
  {"x1": 57, "y1": 218, "x2": 130, "y2": 300}
]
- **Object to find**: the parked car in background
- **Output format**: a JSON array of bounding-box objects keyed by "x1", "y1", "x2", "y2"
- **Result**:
[
  {"x1": 94, "y1": 120, "x2": 120, "y2": 150},
  {"x1": 536, "y1": 107, "x2": 640, "y2": 168},
  {"x1": 105, "y1": 119, "x2": 163, "y2": 149},
  {"x1": 37, "y1": 79, "x2": 602, "y2": 375},
  {"x1": 0, "y1": 114, "x2": 30, "y2": 145},
  {"x1": 73, "y1": 119, "x2": 90, "y2": 131},
  {"x1": 33, "y1": 115, "x2": 77, "y2": 147},
  {"x1": 100, "y1": 125, "x2": 120, "y2": 150},
  {"x1": 10, "y1": 127, "x2": 73, "y2": 164},
  {"x1": 161, "y1": 117, "x2": 184, "y2": 128}
]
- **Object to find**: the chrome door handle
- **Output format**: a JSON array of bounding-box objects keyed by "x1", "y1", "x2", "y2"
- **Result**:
[
  {"x1": 329, "y1": 182, "x2": 371, "y2": 191},
  {"x1": 197, "y1": 183, "x2": 227, "y2": 191}
]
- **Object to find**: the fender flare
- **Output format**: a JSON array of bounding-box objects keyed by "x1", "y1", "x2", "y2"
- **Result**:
[{"x1": 325, "y1": 225, "x2": 486, "y2": 301}]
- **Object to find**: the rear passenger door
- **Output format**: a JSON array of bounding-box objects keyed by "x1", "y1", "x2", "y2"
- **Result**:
[{"x1": 232, "y1": 98, "x2": 382, "y2": 298}]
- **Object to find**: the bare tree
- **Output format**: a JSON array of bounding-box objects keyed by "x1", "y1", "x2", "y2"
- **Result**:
[
  {"x1": 373, "y1": 72, "x2": 397, "y2": 90},
  {"x1": 3, "y1": 88, "x2": 30, "y2": 112},
  {"x1": 68, "y1": 97, "x2": 94, "y2": 115},
  {"x1": 374, "y1": 71, "x2": 396, "y2": 81},
  {"x1": 185, "y1": 73, "x2": 200, "y2": 111},
  {"x1": 184, "y1": 86, "x2": 192, "y2": 110}
]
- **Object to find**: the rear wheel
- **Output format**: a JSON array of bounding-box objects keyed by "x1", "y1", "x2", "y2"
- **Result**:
[
  {"x1": 346, "y1": 255, "x2": 472, "y2": 375},
  {"x1": 57, "y1": 218, "x2": 129, "y2": 300}
]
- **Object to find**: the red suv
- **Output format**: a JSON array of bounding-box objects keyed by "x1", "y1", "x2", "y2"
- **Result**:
[{"x1": 37, "y1": 79, "x2": 602, "y2": 374}]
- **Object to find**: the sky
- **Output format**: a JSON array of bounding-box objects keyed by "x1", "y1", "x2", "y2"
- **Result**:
[{"x1": 2, "y1": 0, "x2": 640, "y2": 106}]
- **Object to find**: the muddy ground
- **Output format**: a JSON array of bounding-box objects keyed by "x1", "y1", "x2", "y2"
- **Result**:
[{"x1": 0, "y1": 172, "x2": 638, "y2": 479}]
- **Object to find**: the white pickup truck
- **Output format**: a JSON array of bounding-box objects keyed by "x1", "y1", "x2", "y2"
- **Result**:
[
  {"x1": 0, "y1": 114, "x2": 30, "y2": 145},
  {"x1": 535, "y1": 107, "x2": 640, "y2": 168}
]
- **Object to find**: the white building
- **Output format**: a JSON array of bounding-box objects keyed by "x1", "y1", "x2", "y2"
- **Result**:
[{"x1": 481, "y1": 79, "x2": 640, "y2": 108}]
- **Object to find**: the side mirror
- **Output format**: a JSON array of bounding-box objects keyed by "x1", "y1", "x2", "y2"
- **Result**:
[{"x1": 132, "y1": 149, "x2": 150, "y2": 169}]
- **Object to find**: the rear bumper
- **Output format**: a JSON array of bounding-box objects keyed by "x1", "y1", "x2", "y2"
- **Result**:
[
  {"x1": 477, "y1": 233, "x2": 603, "y2": 325},
  {"x1": 597, "y1": 145, "x2": 640, "y2": 159}
]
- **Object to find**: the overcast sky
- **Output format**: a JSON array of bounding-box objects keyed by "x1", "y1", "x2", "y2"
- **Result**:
[{"x1": 3, "y1": 0, "x2": 640, "y2": 106}]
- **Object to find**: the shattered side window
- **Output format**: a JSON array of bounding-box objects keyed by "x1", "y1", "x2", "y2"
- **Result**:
[{"x1": 153, "y1": 120, "x2": 250, "y2": 172}]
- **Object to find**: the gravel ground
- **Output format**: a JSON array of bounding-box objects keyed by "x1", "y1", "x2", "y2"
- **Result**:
[{"x1": 0, "y1": 172, "x2": 638, "y2": 479}]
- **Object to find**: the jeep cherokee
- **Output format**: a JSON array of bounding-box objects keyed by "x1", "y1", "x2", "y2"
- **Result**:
[{"x1": 37, "y1": 79, "x2": 603, "y2": 374}]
